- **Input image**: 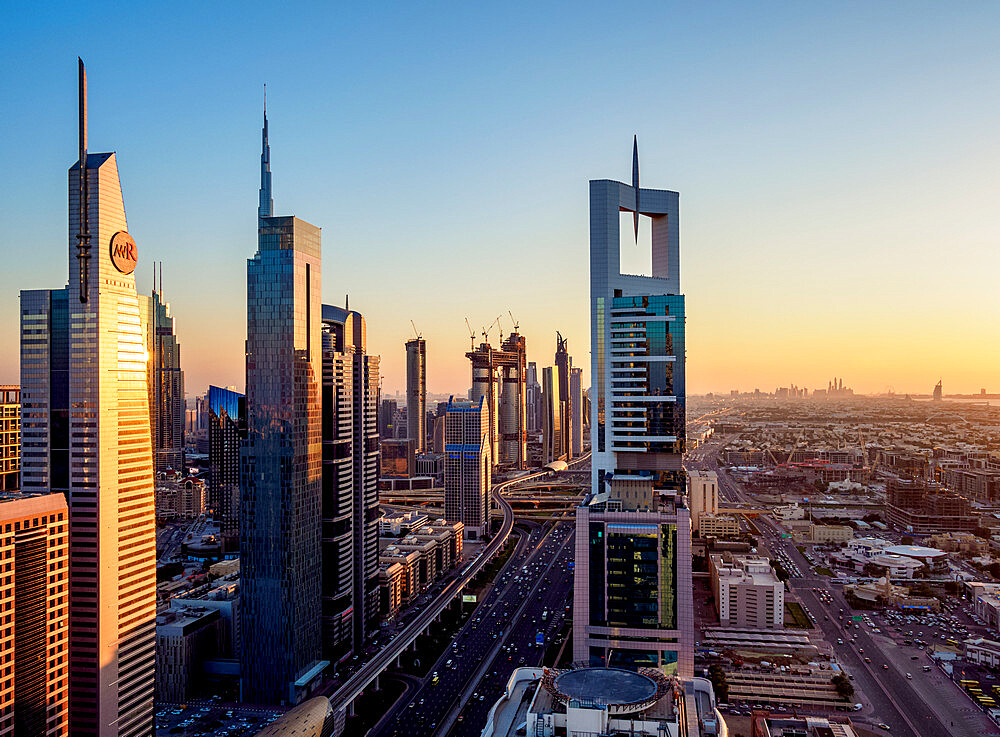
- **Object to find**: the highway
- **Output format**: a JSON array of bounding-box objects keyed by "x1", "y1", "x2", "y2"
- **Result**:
[{"x1": 328, "y1": 452, "x2": 590, "y2": 729}]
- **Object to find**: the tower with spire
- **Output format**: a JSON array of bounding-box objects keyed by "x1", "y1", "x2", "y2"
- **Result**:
[{"x1": 258, "y1": 86, "x2": 273, "y2": 225}]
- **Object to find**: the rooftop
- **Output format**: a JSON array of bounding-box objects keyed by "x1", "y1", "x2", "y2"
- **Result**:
[{"x1": 553, "y1": 667, "x2": 657, "y2": 707}]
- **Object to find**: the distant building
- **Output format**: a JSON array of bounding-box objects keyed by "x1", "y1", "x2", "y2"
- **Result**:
[
  {"x1": 709, "y1": 553, "x2": 784, "y2": 630},
  {"x1": 405, "y1": 337, "x2": 426, "y2": 453},
  {"x1": 688, "y1": 470, "x2": 718, "y2": 536},
  {"x1": 554, "y1": 333, "x2": 574, "y2": 461},
  {"x1": 379, "y1": 510, "x2": 428, "y2": 537},
  {"x1": 0, "y1": 492, "x2": 69, "y2": 736},
  {"x1": 381, "y1": 438, "x2": 415, "y2": 477},
  {"x1": 570, "y1": 366, "x2": 583, "y2": 456},
  {"x1": 140, "y1": 283, "x2": 185, "y2": 473},
  {"x1": 444, "y1": 396, "x2": 491, "y2": 538},
  {"x1": 466, "y1": 332, "x2": 527, "y2": 470},
  {"x1": 885, "y1": 476, "x2": 976, "y2": 534},
  {"x1": 697, "y1": 515, "x2": 741, "y2": 539},
  {"x1": 208, "y1": 385, "x2": 245, "y2": 554},
  {"x1": 541, "y1": 365, "x2": 565, "y2": 463},
  {"x1": 0, "y1": 386, "x2": 19, "y2": 490},
  {"x1": 155, "y1": 475, "x2": 207, "y2": 520}
]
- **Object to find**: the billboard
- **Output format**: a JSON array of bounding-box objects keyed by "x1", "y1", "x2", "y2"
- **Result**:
[
  {"x1": 536, "y1": 632, "x2": 544, "y2": 645},
  {"x1": 462, "y1": 594, "x2": 477, "y2": 604}
]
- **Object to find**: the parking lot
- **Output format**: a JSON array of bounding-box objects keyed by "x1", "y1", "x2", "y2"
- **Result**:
[{"x1": 155, "y1": 702, "x2": 284, "y2": 736}]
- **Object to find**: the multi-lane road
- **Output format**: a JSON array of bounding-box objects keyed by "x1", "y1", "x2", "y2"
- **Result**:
[{"x1": 366, "y1": 520, "x2": 574, "y2": 737}]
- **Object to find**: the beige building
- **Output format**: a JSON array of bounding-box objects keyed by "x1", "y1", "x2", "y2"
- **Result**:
[
  {"x1": 688, "y1": 469, "x2": 718, "y2": 535},
  {"x1": 0, "y1": 387, "x2": 19, "y2": 491},
  {"x1": 787, "y1": 520, "x2": 853, "y2": 544},
  {"x1": 379, "y1": 562, "x2": 405, "y2": 620},
  {"x1": 698, "y1": 514, "x2": 740, "y2": 539},
  {"x1": 155, "y1": 476, "x2": 206, "y2": 520},
  {"x1": 0, "y1": 492, "x2": 69, "y2": 736},
  {"x1": 928, "y1": 531, "x2": 989, "y2": 555},
  {"x1": 710, "y1": 553, "x2": 784, "y2": 629}
]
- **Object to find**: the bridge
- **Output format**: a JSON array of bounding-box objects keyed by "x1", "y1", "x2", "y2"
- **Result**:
[{"x1": 325, "y1": 452, "x2": 591, "y2": 733}]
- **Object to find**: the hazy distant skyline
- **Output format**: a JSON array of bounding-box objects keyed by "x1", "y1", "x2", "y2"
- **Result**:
[{"x1": 3, "y1": 2, "x2": 1000, "y2": 397}]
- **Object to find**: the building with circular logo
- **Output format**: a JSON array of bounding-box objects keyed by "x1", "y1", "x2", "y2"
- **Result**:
[{"x1": 109, "y1": 231, "x2": 137, "y2": 274}]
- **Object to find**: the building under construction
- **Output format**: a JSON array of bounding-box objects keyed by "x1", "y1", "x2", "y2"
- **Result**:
[{"x1": 467, "y1": 331, "x2": 527, "y2": 470}]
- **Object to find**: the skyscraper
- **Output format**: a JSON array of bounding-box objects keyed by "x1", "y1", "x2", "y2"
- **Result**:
[
  {"x1": 0, "y1": 492, "x2": 69, "y2": 736},
  {"x1": 555, "y1": 332, "x2": 573, "y2": 461},
  {"x1": 444, "y1": 396, "x2": 491, "y2": 539},
  {"x1": 140, "y1": 274, "x2": 185, "y2": 473},
  {"x1": 208, "y1": 385, "x2": 245, "y2": 554},
  {"x1": 321, "y1": 304, "x2": 381, "y2": 657},
  {"x1": 405, "y1": 337, "x2": 426, "y2": 453},
  {"x1": 525, "y1": 362, "x2": 542, "y2": 434},
  {"x1": 240, "y1": 100, "x2": 326, "y2": 705},
  {"x1": 541, "y1": 365, "x2": 564, "y2": 464},
  {"x1": 19, "y1": 60, "x2": 156, "y2": 737},
  {"x1": 574, "y1": 141, "x2": 693, "y2": 677},
  {"x1": 570, "y1": 366, "x2": 583, "y2": 457}
]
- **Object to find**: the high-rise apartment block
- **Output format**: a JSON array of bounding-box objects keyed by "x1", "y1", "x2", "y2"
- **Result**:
[
  {"x1": 525, "y1": 362, "x2": 542, "y2": 435},
  {"x1": 0, "y1": 492, "x2": 69, "y2": 736},
  {"x1": 19, "y1": 61, "x2": 157, "y2": 736},
  {"x1": 0, "y1": 387, "x2": 19, "y2": 491},
  {"x1": 444, "y1": 396, "x2": 492, "y2": 539},
  {"x1": 405, "y1": 337, "x2": 426, "y2": 453},
  {"x1": 466, "y1": 332, "x2": 527, "y2": 470},
  {"x1": 140, "y1": 279, "x2": 185, "y2": 473},
  {"x1": 208, "y1": 385, "x2": 245, "y2": 554},
  {"x1": 575, "y1": 142, "x2": 693, "y2": 677},
  {"x1": 240, "y1": 103, "x2": 325, "y2": 705},
  {"x1": 321, "y1": 304, "x2": 381, "y2": 659}
]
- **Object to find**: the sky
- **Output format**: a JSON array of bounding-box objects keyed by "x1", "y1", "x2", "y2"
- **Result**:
[{"x1": 2, "y1": 2, "x2": 1000, "y2": 397}]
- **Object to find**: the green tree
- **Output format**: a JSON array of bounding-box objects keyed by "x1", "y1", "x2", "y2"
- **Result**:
[
  {"x1": 832, "y1": 673, "x2": 854, "y2": 700},
  {"x1": 708, "y1": 664, "x2": 728, "y2": 702}
]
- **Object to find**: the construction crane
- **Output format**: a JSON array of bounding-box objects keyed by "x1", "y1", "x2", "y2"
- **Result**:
[
  {"x1": 410, "y1": 320, "x2": 421, "y2": 340},
  {"x1": 508, "y1": 310, "x2": 519, "y2": 332},
  {"x1": 465, "y1": 317, "x2": 476, "y2": 349},
  {"x1": 488, "y1": 315, "x2": 502, "y2": 344}
]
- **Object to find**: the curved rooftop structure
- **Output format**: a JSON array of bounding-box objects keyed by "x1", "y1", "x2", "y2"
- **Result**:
[
  {"x1": 544, "y1": 667, "x2": 670, "y2": 714},
  {"x1": 884, "y1": 544, "x2": 946, "y2": 560},
  {"x1": 252, "y1": 697, "x2": 333, "y2": 737}
]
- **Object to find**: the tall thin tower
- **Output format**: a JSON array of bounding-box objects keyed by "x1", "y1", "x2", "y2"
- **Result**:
[
  {"x1": 19, "y1": 59, "x2": 156, "y2": 736},
  {"x1": 240, "y1": 97, "x2": 326, "y2": 705},
  {"x1": 405, "y1": 337, "x2": 426, "y2": 453}
]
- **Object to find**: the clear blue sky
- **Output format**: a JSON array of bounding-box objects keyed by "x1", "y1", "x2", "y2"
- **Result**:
[{"x1": 3, "y1": 2, "x2": 1000, "y2": 396}]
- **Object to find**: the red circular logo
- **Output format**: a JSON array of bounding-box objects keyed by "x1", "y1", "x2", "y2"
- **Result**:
[{"x1": 109, "y1": 231, "x2": 137, "y2": 275}]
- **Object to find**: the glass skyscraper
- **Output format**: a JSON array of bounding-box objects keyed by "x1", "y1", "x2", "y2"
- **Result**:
[
  {"x1": 208, "y1": 385, "x2": 245, "y2": 554},
  {"x1": 140, "y1": 281, "x2": 185, "y2": 473},
  {"x1": 240, "y1": 104, "x2": 326, "y2": 705},
  {"x1": 573, "y1": 147, "x2": 694, "y2": 677},
  {"x1": 19, "y1": 61, "x2": 156, "y2": 736}
]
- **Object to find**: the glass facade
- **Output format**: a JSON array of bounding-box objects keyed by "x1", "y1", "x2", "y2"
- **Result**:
[
  {"x1": 208, "y1": 385, "x2": 245, "y2": 554},
  {"x1": 241, "y1": 215, "x2": 324, "y2": 705},
  {"x1": 140, "y1": 290, "x2": 185, "y2": 473}
]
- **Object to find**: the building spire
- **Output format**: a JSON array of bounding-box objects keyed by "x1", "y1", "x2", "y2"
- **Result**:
[
  {"x1": 76, "y1": 57, "x2": 92, "y2": 303},
  {"x1": 258, "y1": 84, "x2": 273, "y2": 225},
  {"x1": 631, "y1": 134, "x2": 640, "y2": 243}
]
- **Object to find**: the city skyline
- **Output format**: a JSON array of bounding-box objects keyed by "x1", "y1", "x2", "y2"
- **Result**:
[{"x1": 3, "y1": 4, "x2": 1000, "y2": 397}]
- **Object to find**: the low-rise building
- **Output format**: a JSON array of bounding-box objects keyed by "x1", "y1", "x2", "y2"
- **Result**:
[
  {"x1": 155, "y1": 475, "x2": 207, "y2": 520},
  {"x1": 379, "y1": 561, "x2": 405, "y2": 620},
  {"x1": 481, "y1": 666, "x2": 726, "y2": 737},
  {"x1": 725, "y1": 666, "x2": 850, "y2": 710},
  {"x1": 752, "y1": 715, "x2": 860, "y2": 737},
  {"x1": 709, "y1": 553, "x2": 784, "y2": 630},
  {"x1": 378, "y1": 518, "x2": 464, "y2": 613},
  {"x1": 968, "y1": 582, "x2": 1000, "y2": 632},
  {"x1": 155, "y1": 606, "x2": 223, "y2": 702},
  {"x1": 964, "y1": 637, "x2": 1000, "y2": 668},
  {"x1": 698, "y1": 514, "x2": 741, "y2": 539},
  {"x1": 787, "y1": 521, "x2": 853, "y2": 544},
  {"x1": 379, "y1": 510, "x2": 428, "y2": 537}
]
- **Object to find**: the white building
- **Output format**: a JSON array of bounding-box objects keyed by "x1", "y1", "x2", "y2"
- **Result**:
[
  {"x1": 965, "y1": 637, "x2": 1000, "y2": 668},
  {"x1": 709, "y1": 554, "x2": 784, "y2": 630},
  {"x1": 688, "y1": 470, "x2": 719, "y2": 536},
  {"x1": 480, "y1": 667, "x2": 726, "y2": 737}
]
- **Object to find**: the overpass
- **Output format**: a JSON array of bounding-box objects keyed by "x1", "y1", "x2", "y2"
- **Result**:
[{"x1": 325, "y1": 452, "x2": 591, "y2": 733}]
